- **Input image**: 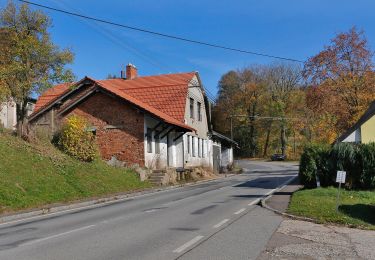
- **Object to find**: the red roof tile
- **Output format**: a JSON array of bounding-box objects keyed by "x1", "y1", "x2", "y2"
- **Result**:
[
  {"x1": 97, "y1": 72, "x2": 195, "y2": 122},
  {"x1": 34, "y1": 83, "x2": 71, "y2": 112}
]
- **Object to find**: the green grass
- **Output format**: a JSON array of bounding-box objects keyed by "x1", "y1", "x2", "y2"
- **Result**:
[
  {"x1": 288, "y1": 187, "x2": 375, "y2": 230},
  {"x1": 0, "y1": 132, "x2": 151, "y2": 214}
]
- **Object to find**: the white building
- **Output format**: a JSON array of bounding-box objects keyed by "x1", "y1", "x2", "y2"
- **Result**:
[
  {"x1": 141, "y1": 70, "x2": 236, "y2": 173},
  {"x1": 0, "y1": 99, "x2": 35, "y2": 130}
]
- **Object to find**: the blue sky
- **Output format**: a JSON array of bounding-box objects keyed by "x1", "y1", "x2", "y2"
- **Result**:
[{"x1": 1, "y1": 0, "x2": 375, "y2": 97}]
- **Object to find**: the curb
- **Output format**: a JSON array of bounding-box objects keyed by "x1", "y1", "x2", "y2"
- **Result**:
[
  {"x1": 260, "y1": 176, "x2": 319, "y2": 223},
  {"x1": 0, "y1": 173, "x2": 237, "y2": 225}
]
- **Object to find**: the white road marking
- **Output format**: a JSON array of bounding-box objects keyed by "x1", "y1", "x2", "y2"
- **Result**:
[
  {"x1": 234, "y1": 208, "x2": 246, "y2": 215},
  {"x1": 248, "y1": 199, "x2": 261, "y2": 206},
  {"x1": 173, "y1": 235, "x2": 204, "y2": 253},
  {"x1": 213, "y1": 219, "x2": 229, "y2": 228},
  {"x1": 23, "y1": 224, "x2": 96, "y2": 246}
]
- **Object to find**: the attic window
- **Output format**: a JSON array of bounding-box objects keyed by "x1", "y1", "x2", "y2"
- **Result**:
[
  {"x1": 190, "y1": 98, "x2": 194, "y2": 119},
  {"x1": 197, "y1": 102, "x2": 202, "y2": 121}
]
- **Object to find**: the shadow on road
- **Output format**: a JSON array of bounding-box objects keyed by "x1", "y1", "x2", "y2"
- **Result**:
[{"x1": 234, "y1": 176, "x2": 293, "y2": 189}]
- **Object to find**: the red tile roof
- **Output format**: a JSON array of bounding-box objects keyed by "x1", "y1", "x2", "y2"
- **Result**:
[
  {"x1": 34, "y1": 83, "x2": 71, "y2": 112},
  {"x1": 32, "y1": 72, "x2": 197, "y2": 131}
]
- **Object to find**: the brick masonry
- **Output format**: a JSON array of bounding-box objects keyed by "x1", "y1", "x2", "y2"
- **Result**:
[
  {"x1": 30, "y1": 85, "x2": 145, "y2": 167},
  {"x1": 66, "y1": 92, "x2": 145, "y2": 166}
]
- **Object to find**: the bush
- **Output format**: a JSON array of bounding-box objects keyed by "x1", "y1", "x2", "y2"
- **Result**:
[
  {"x1": 58, "y1": 115, "x2": 97, "y2": 162},
  {"x1": 299, "y1": 142, "x2": 375, "y2": 190},
  {"x1": 357, "y1": 143, "x2": 375, "y2": 189},
  {"x1": 299, "y1": 144, "x2": 330, "y2": 188}
]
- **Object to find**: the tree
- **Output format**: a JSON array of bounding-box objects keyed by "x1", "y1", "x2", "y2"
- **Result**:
[
  {"x1": 265, "y1": 63, "x2": 302, "y2": 156},
  {"x1": 213, "y1": 64, "x2": 303, "y2": 158},
  {"x1": 303, "y1": 27, "x2": 375, "y2": 138},
  {"x1": 0, "y1": 1, "x2": 74, "y2": 136}
]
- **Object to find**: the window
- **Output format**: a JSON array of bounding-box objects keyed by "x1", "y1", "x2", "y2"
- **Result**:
[
  {"x1": 198, "y1": 138, "x2": 201, "y2": 157},
  {"x1": 203, "y1": 140, "x2": 205, "y2": 157},
  {"x1": 192, "y1": 136, "x2": 196, "y2": 157},
  {"x1": 146, "y1": 128, "x2": 152, "y2": 153},
  {"x1": 197, "y1": 102, "x2": 202, "y2": 121},
  {"x1": 154, "y1": 131, "x2": 160, "y2": 154},
  {"x1": 187, "y1": 135, "x2": 191, "y2": 154},
  {"x1": 190, "y1": 98, "x2": 194, "y2": 119}
]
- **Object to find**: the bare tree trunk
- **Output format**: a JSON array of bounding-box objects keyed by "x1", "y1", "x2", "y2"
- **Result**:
[
  {"x1": 248, "y1": 102, "x2": 257, "y2": 157},
  {"x1": 280, "y1": 121, "x2": 287, "y2": 156},
  {"x1": 16, "y1": 99, "x2": 28, "y2": 137},
  {"x1": 263, "y1": 121, "x2": 273, "y2": 157}
]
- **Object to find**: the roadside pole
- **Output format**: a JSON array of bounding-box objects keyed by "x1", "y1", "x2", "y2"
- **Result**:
[{"x1": 335, "y1": 171, "x2": 346, "y2": 212}]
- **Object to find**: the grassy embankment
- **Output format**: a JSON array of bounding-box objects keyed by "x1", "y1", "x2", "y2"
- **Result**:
[
  {"x1": 288, "y1": 187, "x2": 375, "y2": 230},
  {"x1": 0, "y1": 131, "x2": 151, "y2": 214}
]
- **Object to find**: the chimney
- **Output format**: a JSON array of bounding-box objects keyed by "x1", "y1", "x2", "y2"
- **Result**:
[{"x1": 126, "y1": 63, "x2": 137, "y2": 79}]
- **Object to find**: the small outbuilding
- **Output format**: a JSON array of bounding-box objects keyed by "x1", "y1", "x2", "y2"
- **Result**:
[{"x1": 210, "y1": 131, "x2": 237, "y2": 173}]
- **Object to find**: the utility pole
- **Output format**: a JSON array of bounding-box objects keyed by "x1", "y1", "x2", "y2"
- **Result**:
[{"x1": 230, "y1": 116, "x2": 233, "y2": 140}]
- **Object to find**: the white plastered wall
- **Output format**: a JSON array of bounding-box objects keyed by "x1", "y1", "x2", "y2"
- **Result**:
[
  {"x1": 183, "y1": 75, "x2": 210, "y2": 168},
  {"x1": 342, "y1": 128, "x2": 361, "y2": 143},
  {"x1": 0, "y1": 100, "x2": 35, "y2": 130},
  {"x1": 144, "y1": 115, "x2": 168, "y2": 169}
]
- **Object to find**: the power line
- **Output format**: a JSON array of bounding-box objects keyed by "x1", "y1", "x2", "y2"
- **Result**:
[
  {"x1": 230, "y1": 115, "x2": 302, "y2": 121},
  {"x1": 18, "y1": 0, "x2": 304, "y2": 63},
  {"x1": 52, "y1": 1, "x2": 173, "y2": 73}
]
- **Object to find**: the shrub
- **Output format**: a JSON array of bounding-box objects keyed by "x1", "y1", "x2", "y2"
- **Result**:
[
  {"x1": 58, "y1": 115, "x2": 97, "y2": 162},
  {"x1": 357, "y1": 143, "x2": 375, "y2": 189},
  {"x1": 299, "y1": 144, "x2": 330, "y2": 188},
  {"x1": 330, "y1": 143, "x2": 360, "y2": 189},
  {"x1": 300, "y1": 142, "x2": 375, "y2": 190}
]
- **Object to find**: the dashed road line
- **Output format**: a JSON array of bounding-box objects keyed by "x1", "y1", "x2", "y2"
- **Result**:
[
  {"x1": 173, "y1": 235, "x2": 204, "y2": 253},
  {"x1": 23, "y1": 224, "x2": 96, "y2": 246},
  {"x1": 234, "y1": 208, "x2": 246, "y2": 215},
  {"x1": 213, "y1": 219, "x2": 229, "y2": 228}
]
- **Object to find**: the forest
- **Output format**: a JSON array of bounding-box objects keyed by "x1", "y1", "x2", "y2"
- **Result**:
[{"x1": 212, "y1": 27, "x2": 375, "y2": 159}]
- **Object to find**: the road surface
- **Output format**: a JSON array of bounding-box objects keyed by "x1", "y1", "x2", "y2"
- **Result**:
[{"x1": 0, "y1": 160, "x2": 297, "y2": 260}]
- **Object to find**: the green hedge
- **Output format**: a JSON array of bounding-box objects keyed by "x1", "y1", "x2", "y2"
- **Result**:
[{"x1": 299, "y1": 142, "x2": 375, "y2": 190}]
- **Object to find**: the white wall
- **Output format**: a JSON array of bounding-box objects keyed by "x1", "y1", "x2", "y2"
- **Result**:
[
  {"x1": 144, "y1": 116, "x2": 168, "y2": 169},
  {"x1": 0, "y1": 101, "x2": 16, "y2": 129},
  {"x1": 0, "y1": 100, "x2": 35, "y2": 130},
  {"x1": 183, "y1": 134, "x2": 210, "y2": 168},
  {"x1": 221, "y1": 146, "x2": 234, "y2": 168},
  {"x1": 342, "y1": 128, "x2": 361, "y2": 143},
  {"x1": 184, "y1": 75, "x2": 209, "y2": 138},
  {"x1": 182, "y1": 75, "x2": 211, "y2": 168}
]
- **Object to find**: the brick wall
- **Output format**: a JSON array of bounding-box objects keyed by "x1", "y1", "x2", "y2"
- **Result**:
[{"x1": 66, "y1": 92, "x2": 145, "y2": 166}]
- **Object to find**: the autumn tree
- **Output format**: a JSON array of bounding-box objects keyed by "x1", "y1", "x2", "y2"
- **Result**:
[
  {"x1": 213, "y1": 63, "x2": 304, "y2": 158},
  {"x1": 264, "y1": 63, "x2": 302, "y2": 156},
  {"x1": 0, "y1": 1, "x2": 74, "y2": 136},
  {"x1": 303, "y1": 27, "x2": 375, "y2": 142}
]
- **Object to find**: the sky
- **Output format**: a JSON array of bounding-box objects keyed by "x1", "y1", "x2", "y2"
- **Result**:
[{"x1": 1, "y1": 0, "x2": 375, "y2": 98}]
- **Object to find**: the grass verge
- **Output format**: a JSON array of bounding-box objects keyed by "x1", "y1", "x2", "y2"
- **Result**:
[
  {"x1": 0, "y1": 132, "x2": 151, "y2": 214},
  {"x1": 288, "y1": 187, "x2": 375, "y2": 230}
]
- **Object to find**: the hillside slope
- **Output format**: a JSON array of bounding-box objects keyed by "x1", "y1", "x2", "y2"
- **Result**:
[{"x1": 0, "y1": 132, "x2": 150, "y2": 214}]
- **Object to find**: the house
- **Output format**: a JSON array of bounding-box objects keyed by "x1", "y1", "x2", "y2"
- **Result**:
[
  {"x1": 29, "y1": 64, "x2": 235, "y2": 172},
  {"x1": 336, "y1": 101, "x2": 375, "y2": 144},
  {"x1": 0, "y1": 98, "x2": 36, "y2": 130}
]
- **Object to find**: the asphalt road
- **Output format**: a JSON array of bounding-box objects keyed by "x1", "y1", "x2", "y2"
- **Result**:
[{"x1": 0, "y1": 160, "x2": 298, "y2": 260}]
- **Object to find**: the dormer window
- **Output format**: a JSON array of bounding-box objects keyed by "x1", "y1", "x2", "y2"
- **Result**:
[{"x1": 190, "y1": 98, "x2": 194, "y2": 119}]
